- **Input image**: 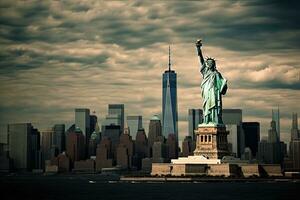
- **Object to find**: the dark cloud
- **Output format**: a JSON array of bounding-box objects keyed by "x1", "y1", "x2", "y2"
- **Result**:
[{"x1": 0, "y1": 0, "x2": 299, "y2": 142}]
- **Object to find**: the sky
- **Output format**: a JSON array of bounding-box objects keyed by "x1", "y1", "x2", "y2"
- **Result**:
[{"x1": 0, "y1": 0, "x2": 299, "y2": 144}]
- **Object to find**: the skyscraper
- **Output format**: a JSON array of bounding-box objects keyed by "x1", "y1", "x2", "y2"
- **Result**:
[
  {"x1": 291, "y1": 113, "x2": 299, "y2": 141},
  {"x1": 127, "y1": 115, "x2": 143, "y2": 138},
  {"x1": 272, "y1": 108, "x2": 280, "y2": 141},
  {"x1": 8, "y1": 123, "x2": 41, "y2": 171},
  {"x1": 242, "y1": 122, "x2": 260, "y2": 157},
  {"x1": 75, "y1": 108, "x2": 90, "y2": 143},
  {"x1": 223, "y1": 109, "x2": 244, "y2": 157},
  {"x1": 188, "y1": 109, "x2": 203, "y2": 140},
  {"x1": 66, "y1": 127, "x2": 85, "y2": 163},
  {"x1": 102, "y1": 124, "x2": 121, "y2": 159},
  {"x1": 258, "y1": 119, "x2": 284, "y2": 164},
  {"x1": 108, "y1": 104, "x2": 124, "y2": 132},
  {"x1": 52, "y1": 124, "x2": 65, "y2": 153},
  {"x1": 148, "y1": 115, "x2": 162, "y2": 150},
  {"x1": 289, "y1": 113, "x2": 300, "y2": 171},
  {"x1": 41, "y1": 129, "x2": 54, "y2": 160},
  {"x1": 134, "y1": 128, "x2": 148, "y2": 169},
  {"x1": 89, "y1": 112, "x2": 98, "y2": 134},
  {"x1": 162, "y1": 46, "x2": 178, "y2": 140},
  {"x1": 0, "y1": 124, "x2": 9, "y2": 157}
]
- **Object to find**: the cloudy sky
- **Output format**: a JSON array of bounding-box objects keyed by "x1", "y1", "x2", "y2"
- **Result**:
[{"x1": 0, "y1": 0, "x2": 299, "y2": 144}]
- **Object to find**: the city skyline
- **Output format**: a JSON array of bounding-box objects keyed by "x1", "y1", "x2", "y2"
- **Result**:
[{"x1": 0, "y1": 1, "x2": 300, "y2": 144}]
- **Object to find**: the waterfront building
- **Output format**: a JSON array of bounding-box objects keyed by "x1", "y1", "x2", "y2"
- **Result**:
[
  {"x1": 182, "y1": 136, "x2": 195, "y2": 157},
  {"x1": 152, "y1": 140, "x2": 169, "y2": 163}
]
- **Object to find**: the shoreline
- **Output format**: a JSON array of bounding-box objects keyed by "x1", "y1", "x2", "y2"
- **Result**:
[{"x1": 1, "y1": 173, "x2": 300, "y2": 183}]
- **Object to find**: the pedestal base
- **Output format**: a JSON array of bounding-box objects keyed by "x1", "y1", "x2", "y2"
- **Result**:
[
  {"x1": 193, "y1": 124, "x2": 229, "y2": 159},
  {"x1": 171, "y1": 155, "x2": 220, "y2": 164}
]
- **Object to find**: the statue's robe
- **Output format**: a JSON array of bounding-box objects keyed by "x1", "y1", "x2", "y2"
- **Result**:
[{"x1": 200, "y1": 62, "x2": 227, "y2": 124}]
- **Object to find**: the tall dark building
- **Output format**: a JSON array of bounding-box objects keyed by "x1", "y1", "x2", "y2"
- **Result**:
[
  {"x1": 242, "y1": 122, "x2": 260, "y2": 157},
  {"x1": 291, "y1": 113, "x2": 299, "y2": 141},
  {"x1": 108, "y1": 104, "x2": 124, "y2": 132},
  {"x1": 223, "y1": 109, "x2": 244, "y2": 157},
  {"x1": 8, "y1": 123, "x2": 41, "y2": 171},
  {"x1": 148, "y1": 115, "x2": 162, "y2": 153},
  {"x1": 134, "y1": 129, "x2": 148, "y2": 169},
  {"x1": 75, "y1": 108, "x2": 90, "y2": 144},
  {"x1": 116, "y1": 134, "x2": 134, "y2": 169},
  {"x1": 166, "y1": 134, "x2": 177, "y2": 159},
  {"x1": 272, "y1": 108, "x2": 280, "y2": 141},
  {"x1": 182, "y1": 136, "x2": 195, "y2": 157},
  {"x1": 89, "y1": 113, "x2": 98, "y2": 134},
  {"x1": 96, "y1": 137, "x2": 113, "y2": 170},
  {"x1": 0, "y1": 124, "x2": 9, "y2": 157},
  {"x1": 103, "y1": 124, "x2": 121, "y2": 159},
  {"x1": 53, "y1": 124, "x2": 65, "y2": 153},
  {"x1": 188, "y1": 109, "x2": 203, "y2": 140},
  {"x1": 66, "y1": 127, "x2": 85, "y2": 163},
  {"x1": 289, "y1": 113, "x2": 300, "y2": 171},
  {"x1": 30, "y1": 127, "x2": 42, "y2": 170},
  {"x1": 41, "y1": 129, "x2": 54, "y2": 160},
  {"x1": 162, "y1": 46, "x2": 178, "y2": 140},
  {"x1": 258, "y1": 120, "x2": 284, "y2": 164},
  {"x1": 127, "y1": 115, "x2": 142, "y2": 139}
]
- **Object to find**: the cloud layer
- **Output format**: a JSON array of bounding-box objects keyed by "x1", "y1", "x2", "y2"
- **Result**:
[{"x1": 0, "y1": 0, "x2": 299, "y2": 144}]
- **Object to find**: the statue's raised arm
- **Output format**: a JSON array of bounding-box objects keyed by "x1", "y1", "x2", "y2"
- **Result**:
[{"x1": 196, "y1": 39, "x2": 204, "y2": 65}]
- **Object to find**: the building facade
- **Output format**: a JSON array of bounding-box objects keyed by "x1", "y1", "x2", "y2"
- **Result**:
[
  {"x1": 8, "y1": 123, "x2": 41, "y2": 171},
  {"x1": 108, "y1": 104, "x2": 124, "y2": 132},
  {"x1": 75, "y1": 108, "x2": 90, "y2": 143},
  {"x1": 127, "y1": 115, "x2": 143, "y2": 139},
  {"x1": 223, "y1": 109, "x2": 244, "y2": 158},
  {"x1": 242, "y1": 122, "x2": 260, "y2": 157},
  {"x1": 188, "y1": 109, "x2": 203, "y2": 141},
  {"x1": 289, "y1": 113, "x2": 300, "y2": 171},
  {"x1": 148, "y1": 115, "x2": 162, "y2": 152},
  {"x1": 53, "y1": 124, "x2": 65, "y2": 153},
  {"x1": 272, "y1": 108, "x2": 280, "y2": 141}
]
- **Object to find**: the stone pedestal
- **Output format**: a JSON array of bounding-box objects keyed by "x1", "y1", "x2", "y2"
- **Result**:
[{"x1": 193, "y1": 124, "x2": 229, "y2": 159}]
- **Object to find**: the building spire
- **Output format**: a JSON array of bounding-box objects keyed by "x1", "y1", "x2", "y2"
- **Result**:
[{"x1": 168, "y1": 45, "x2": 171, "y2": 71}]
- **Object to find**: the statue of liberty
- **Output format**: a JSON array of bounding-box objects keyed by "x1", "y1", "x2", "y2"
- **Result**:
[{"x1": 195, "y1": 39, "x2": 228, "y2": 125}]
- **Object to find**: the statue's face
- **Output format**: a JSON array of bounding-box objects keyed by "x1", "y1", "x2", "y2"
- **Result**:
[{"x1": 206, "y1": 59, "x2": 216, "y2": 71}]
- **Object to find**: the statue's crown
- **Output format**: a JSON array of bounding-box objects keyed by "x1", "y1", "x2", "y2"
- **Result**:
[{"x1": 206, "y1": 57, "x2": 216, "y2": 62}]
